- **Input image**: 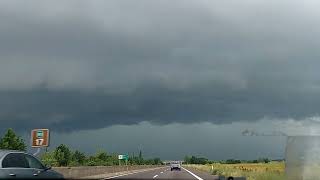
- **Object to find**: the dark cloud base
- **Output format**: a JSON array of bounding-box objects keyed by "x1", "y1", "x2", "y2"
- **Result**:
[{"x1": 1, "y1": 79, "x2": 319, "y2": 133}]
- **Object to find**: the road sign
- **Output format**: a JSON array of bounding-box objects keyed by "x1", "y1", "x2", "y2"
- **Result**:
[
  {"x1": 31, "y1": 129, "x2": 49, "y2": 147},
  {"x1": 118, "y1": 154, "x2": 128, "y2": 160}
]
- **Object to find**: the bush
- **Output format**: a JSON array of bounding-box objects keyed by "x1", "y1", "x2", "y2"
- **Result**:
[
  {"x1": 71, "y1": 150, "x2": 86, "y2": 165},
  {"x1": 41, "y1": 151, "x2": 58, "y2": 167},
  {"x1": 225, "y1": 159, "x2": 242, "y2": 164},
  {"x1": 184, "y1": 155, "x2": 208, "y2": 164},
  {"x1": 54, "y1": 144, "x2": 71, "y2": 166}
]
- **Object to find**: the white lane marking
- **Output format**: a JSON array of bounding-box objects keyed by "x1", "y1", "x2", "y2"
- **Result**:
[
  {"x1": 181, "y1": 167, "x2": 204, "y2": 180},
  {"x1": 153, "y1": 175, "x2": 158, "y2": 178},
  {"x1": 104, "y1": 167, "x2": 163, "y2": 179}
]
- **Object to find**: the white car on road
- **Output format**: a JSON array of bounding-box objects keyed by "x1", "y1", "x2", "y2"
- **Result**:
[{"x1": 170, "y1": 161, "x2": 181, "y2": 171}]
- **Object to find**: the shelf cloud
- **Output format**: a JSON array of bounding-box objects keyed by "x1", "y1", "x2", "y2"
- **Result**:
[{"x1": 1, "y1": 0, "x2": 320, "y2": 132}]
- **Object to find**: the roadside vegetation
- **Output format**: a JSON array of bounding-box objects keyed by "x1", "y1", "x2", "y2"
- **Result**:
[
  {"x1": 41, "y1": 146, "x2": 163, "y2": 167},
  {"x1": 0, "y1": 128, "x2": 163, "y2": 167},
  {"x1": 184, "y1": 155, "x2": 285, "y2": 180}
]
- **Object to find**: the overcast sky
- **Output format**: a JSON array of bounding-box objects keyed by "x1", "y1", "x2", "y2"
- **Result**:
[{"x1": 1, "y1": 0, "x2": 320, "y2": 159}]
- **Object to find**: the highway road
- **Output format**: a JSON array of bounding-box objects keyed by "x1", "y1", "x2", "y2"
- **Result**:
[{"x1": 105, "y1": 166, "x2": 220, "y2": 180}]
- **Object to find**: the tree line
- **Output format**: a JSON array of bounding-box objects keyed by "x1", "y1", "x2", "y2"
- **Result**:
[
  {"x1": 41, "y1": 144, "x2": 163, "y2": 167},
  {"x1": 0, "y1": 128, "x2": 163, "y2": 167},
  {"x1": 184, "y1": 155, "x2": 273, "y2": 165}
]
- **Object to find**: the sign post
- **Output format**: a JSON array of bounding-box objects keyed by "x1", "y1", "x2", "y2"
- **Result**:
[
  {"x1": 118, "y1": 154, "x2": 129, "y2": 169},
  {"x1": 31, "y1": 129, "x2": 50, "y2": 156}
]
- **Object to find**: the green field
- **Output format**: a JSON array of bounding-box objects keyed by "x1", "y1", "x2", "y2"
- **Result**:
[{"x1": 186, "y1": 162, "x2": 285, "y2": 180}]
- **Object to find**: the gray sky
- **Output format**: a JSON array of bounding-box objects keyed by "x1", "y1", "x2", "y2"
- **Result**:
[{"x1": 1, "y1": 0, "x2": 320, "y2": 159}]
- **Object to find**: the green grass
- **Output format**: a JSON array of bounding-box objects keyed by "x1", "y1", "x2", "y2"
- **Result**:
[{"x1": 185, "y1": 162, "x2": 285, "y2": 180}]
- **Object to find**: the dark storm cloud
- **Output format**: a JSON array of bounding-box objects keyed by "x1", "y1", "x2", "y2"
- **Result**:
[{"x1": 1, "y1": 0, "x2": 320, "y2": 132}]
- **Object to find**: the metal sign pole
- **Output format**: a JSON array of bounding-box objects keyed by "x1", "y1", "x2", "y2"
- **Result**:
[
  {"x1": 33, "y1": 148, "x2": 41, "y2": 157},
  {"x1": 126, "y1": 153, "x2": 128, "y2": 171},
  {"x1": 126, "y1": 159, "x2": 128, "y2": 171}
]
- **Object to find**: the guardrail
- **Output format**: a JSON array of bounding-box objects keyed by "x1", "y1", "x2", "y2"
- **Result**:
[{"x1": 53, "y1": 165, "x2": 163, "y2": 179}]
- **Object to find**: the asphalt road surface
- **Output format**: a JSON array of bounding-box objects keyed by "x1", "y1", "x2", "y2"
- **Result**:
[{"x1": 105, "y1": 166, "x2": 220, "y2": 180}]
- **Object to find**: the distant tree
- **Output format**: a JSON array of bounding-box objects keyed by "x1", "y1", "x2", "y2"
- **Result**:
[
  {"x1": 225, "y1": 159, "x2": 241, "y2": 164},
  {"x1": 0, "y1": 128, "x2": 26, "y2": 151},
  {"x1": 190, "y1": 156, "x2": 196, "y2": 164},
  {"x1": 129, "y1": 155, "x2": 140, "y2": 165},
  {"x1": 93, "y1": 151, "x2": 111, "y2": 165},
  {"x1": 72, "y1": 150, "x2": 86, "y2": 165},
  {"x1": 258, "y1": 158, "x2": 270, "y2": 163},
  {"x1": 184, "y1": 155, "x2": 209, "y2": 165},
  {"x1": 107, "y1": 153, "x2": 119, "y2": 166},
  {"x1": 87, "y1": 155, "x2": 98, "y2": 166},
  {"x1": 139, "y1": 150, "x2": 143, "y2": 165},
  {"x1": 252, "y1": 159, "x2": 258, "y2": 163},
  {"x1": 144, "y1": 159, "x2": 154, "y2": 165},
  {"x1": 96, "y1": 151, "x2": 108, "y2": 161},
  {"x1": 185, "y1": 156, "x2": 208, "y2": 164},
  {"x1": 153, "y1": 158, "x2": 162, "y2": 165},
  {"x1": 41, "y1": 151, "x2": 58, "y2": 167},
  {"x1": 128, "y1": 153, "x2": 136, "y2": 165},
  {"x1": 184, "y1": 156, "x2": 191, "y2": 164},
  {"x1": 84, "y1": 151, "x2": 119, "y2": 166},
  {"x1": 195, "y1": 157, "x2": 208, "y2": 164},
  {"x1": 54, "y1": 144, "x2": 71, "y2": 166}
]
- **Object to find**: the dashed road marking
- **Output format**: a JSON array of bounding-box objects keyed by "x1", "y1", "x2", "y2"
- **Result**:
[
  {"x1": 153, "y1": 175, "x2": 158, "y2": 178},
  {"x1": 104, "y1": 167, "x2": 163, "y2": 179},
  {"x1": 160, "y1": 172, "x2": 163, "y2": 173}
]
